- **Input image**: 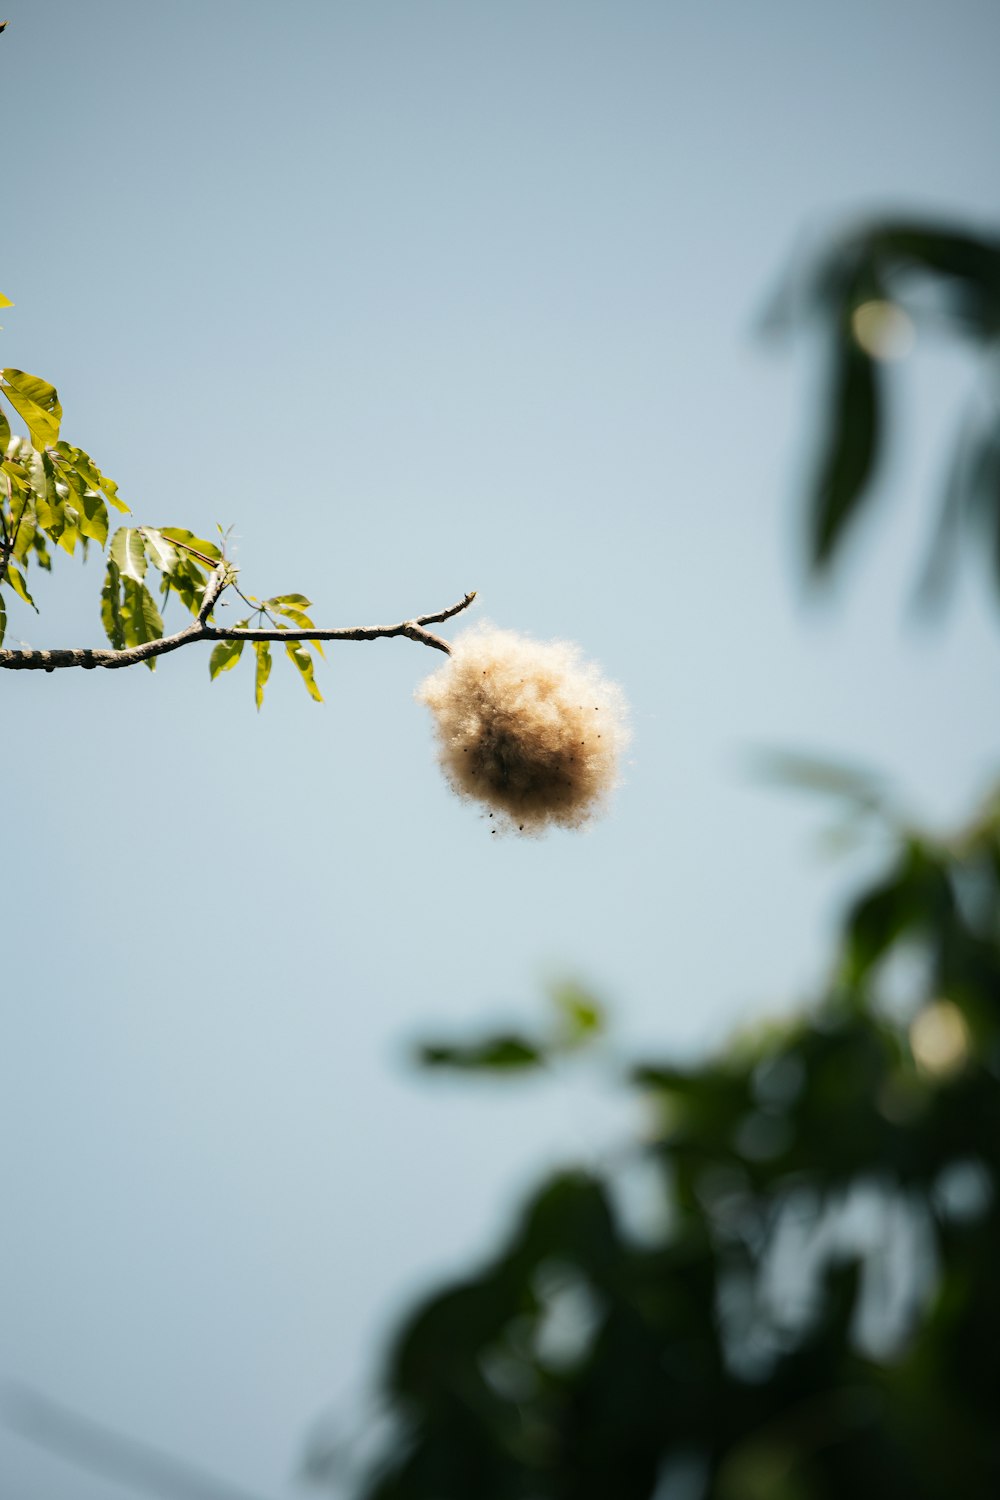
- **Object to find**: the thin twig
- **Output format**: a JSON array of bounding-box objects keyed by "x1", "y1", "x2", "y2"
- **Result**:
[{"x1": 0, "y1": 587, "x2": 477, "y2": 672}]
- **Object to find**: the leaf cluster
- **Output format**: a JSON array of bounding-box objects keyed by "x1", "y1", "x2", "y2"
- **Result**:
[
  {"x1": 207, "y1": 591, "x2": 324, "y2": 709},
  {"x1": 0, "y1": 361, "x2": 322, "y2": 705}
]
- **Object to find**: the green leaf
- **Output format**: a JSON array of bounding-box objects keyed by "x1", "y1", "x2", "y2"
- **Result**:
[
  {"x1": 158, "y1": 528, "x2": 221, "y2": 565},
  {"x1": 101, "y1": 560, "x2": 125, "y2": 650},
  {"x1": 267, "y1": 598, "x2": 324, "y2": 657},
  {"x1": 278, "y1": 607, "x2": 313, "y2": 630},
  {"x1": 0, "y1": 406, "x2": 10, "y2": 450},
  {"x1": 10, "y1": 511, "x2": 37, "y2": 565},
  {"x1": 284, "y1": 640, "x2": 323, "y2": 702},
  {"x1": 0, "y1": 591, "x2": 6, "y2": 647},
  {"x1": 254, "y1": 640, "x2": 272, "y2": 710},
  {"x1": 135, "y1": 580, "x2": 164, "y2": 640},
  {"x1": 33, "y1": 470, "x2": 67, "y2": 546},
  {"x1": 120, "y1": 576, "x2": 164, "y2": 669},
  {"x1": 54, "y1": 442, "x2": 129, "y2": 516},
  {"x1": 751, "y1": 750, "x2": 888, "y2": 811},
  {"x1": 810, "y1": 338, "x2": 881, "y2": 571},
  {"x1": 417, "y1": 1035, "x2": 545, "y2": 1072},
  {"x1": 209, "y1": 638, "x2": 244, "y2": 679},
  {"x1": 268, "y1": 601, "x2": 312, "y2": 627},
  {"x1": 47, "y1": 452, "x2": 108, "y2": 547},
  {"x1": 0, "y1": 369, "x2": 62, "y2": 449},
  {"x1": 159, "y1": 555, "x2": 208, "y2": 617},
  {"x1": 269, "y1": 593, "x2": 312, "y2": 608},
  {"x1": 110, "y1": 526, "x2": 147, "y2": 581},
  {"x1": 140, "y1": 527, "x2": 180, "y2": 575},
  {"x1": 31, "y1": 532, "x2": 52, "y2": 571},
  {"x1": 6, "y1": 564, "x2": 36, "y2": 611}
]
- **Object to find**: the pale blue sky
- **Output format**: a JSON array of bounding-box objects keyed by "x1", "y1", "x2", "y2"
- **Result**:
[{"x1": 2, "y1": 1, "x2": 999, "y2": 1496}]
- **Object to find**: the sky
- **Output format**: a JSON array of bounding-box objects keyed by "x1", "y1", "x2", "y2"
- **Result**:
[{"x1": 2, "y1": 1, "x2": 999, "y2": 1495}]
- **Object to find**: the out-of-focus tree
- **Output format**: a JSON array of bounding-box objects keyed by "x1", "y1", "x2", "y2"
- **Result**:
[{"x1": 317, "y1": 220, "x2": 1000, "y2": 1500}]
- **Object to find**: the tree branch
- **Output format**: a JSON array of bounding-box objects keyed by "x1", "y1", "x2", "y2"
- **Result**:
[{"x1": 0, "y1": 588, "x2": 477, "y2": 672}]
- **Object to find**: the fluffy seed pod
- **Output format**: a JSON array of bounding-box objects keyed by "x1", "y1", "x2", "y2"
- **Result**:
[{"x1": 417, "y1": 624, "x2": 630, "y2": 834}]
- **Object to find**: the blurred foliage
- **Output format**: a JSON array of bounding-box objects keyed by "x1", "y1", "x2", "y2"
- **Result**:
[
  {"x1": 0, "y1": 360, "x2": 323, "y2": 704},
  {"x1": 767, "y1": 218, "x2": 1000, "y2": 601},
  {"x1": 417, "y1": 984, "x2": 607, "y2": 1074},
  {"x1": 331, "y1": 221, "x2": 1000, "y2": 1500},
  {"x1": 344, "y1": 777, "x2": 1000, "y2": 1500}
]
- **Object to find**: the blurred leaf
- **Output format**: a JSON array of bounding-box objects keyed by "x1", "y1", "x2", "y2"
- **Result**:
[
  {"x1": 874, "y1": 223, "x2": 1000, "y2": 333},
  {"x1": 844, "y1": 844, "x2": 954, "y2": 985},
  {"x1": 0, "y1": 368, "x2": 62, "y2": 449},
  {"x1": 417, "y1": 1035, "x2": 545, "y2": 1072},
  {"x1": 751, "y1": 750, "x2": 889, "y2": 811},
  {"x1": 809, "y1": 338, "x2": 881, "y2": 571},
  {"x1": 963, "y1": 424, "x2": 1000, "y2": 599},
  {"x1": 549, "y1": 980, "x2": 606, "y2": 1048},
  {"x1": 0, "y1": 591, "x2": 6, "y2": 646},
  {"x1": 912, "y1": 418, "x2": 975, "y2": 613}
]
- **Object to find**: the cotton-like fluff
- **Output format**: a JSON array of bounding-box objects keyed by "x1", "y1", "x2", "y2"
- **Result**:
[{"x1": 417, "y1": 624, "x2": 630, "y2": 834}]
